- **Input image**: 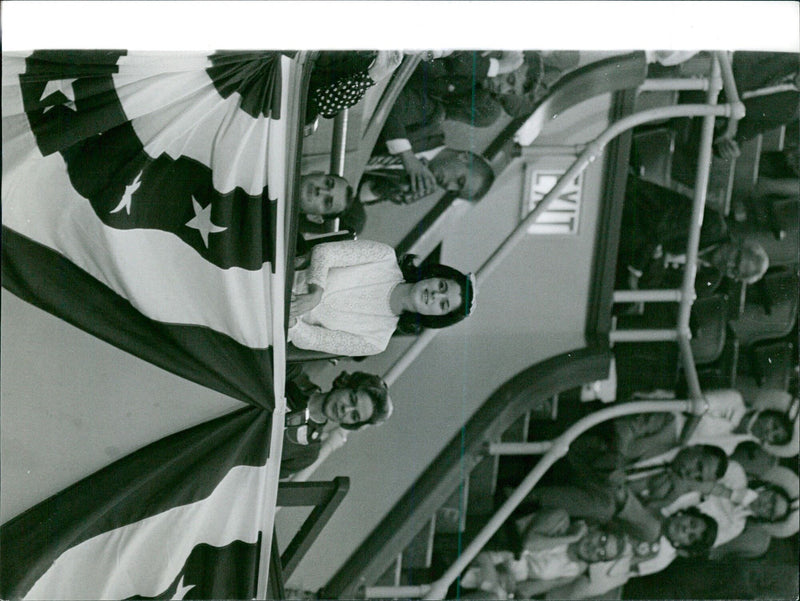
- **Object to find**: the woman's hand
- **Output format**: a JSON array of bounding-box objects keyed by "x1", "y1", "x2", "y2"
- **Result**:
[
  {"x1": 714, "y1": 135, "x2": 741, "y2": 161},
  {"x1": 368, "y1": 51, "x2": 403, "y2": 83},
  {"x1": 290, "y1": 284, "x2": 323, "y2": 319},
  {"x1": 399, "y1": 150, "x2": 437, "y2": 196},
  {"x1": 569, "y1": 520, "x2": 589, "y2": 542}
]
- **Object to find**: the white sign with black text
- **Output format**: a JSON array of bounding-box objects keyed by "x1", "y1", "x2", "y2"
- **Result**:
[{"x1": 524, "y1": 169, "x2": 583, "y2": 235}]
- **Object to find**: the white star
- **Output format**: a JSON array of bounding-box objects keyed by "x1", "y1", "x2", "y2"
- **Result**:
[
  {"x1": 40, "y1": 78, "x2": 78, "y2": 113},
  {"x1": 171, "y1": 576, "x2": 196, "y2": 600},
  {"x1": 185, "y1": 196, "x2": 227, "y2": 248},
  {"x1": 110, "y1": 172, "x2": 142, "y2": 215}
]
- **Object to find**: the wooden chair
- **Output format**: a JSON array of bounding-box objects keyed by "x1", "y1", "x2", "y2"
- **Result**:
[{"x1": 272, "y1": 477, "x2": 350, "y2": 581}]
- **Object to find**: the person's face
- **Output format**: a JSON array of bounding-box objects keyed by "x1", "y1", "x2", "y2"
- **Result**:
[
  {"x1": 299, "y1": 174, "x2": 349, "y2": 217},
  {"x1": 673, "y1": 447, "x2": 720, "y2": 482},
  {"x1": 410, "y1": 278, "x2": 462, "y2": 316},
  {"x1": 750, "y1": 413, "x2": 789, "y2": 445},
  {"x1": 429, "y1": 152, "x2": 488, "y2": 198},
  {"x1": 714, "y1": 244, "x2": 760, "y2": 282},
  {"x1": 485, "y1": 64, "x2": 528, "y2": 96},
  {"x1": 749, "y1": 488, "x2": 789, "y2": 522},
  {"x1": 666, "y1": 513, "x2": 708, "y2": 548},
  {"x1": 322, "y1": 387, "x2": 374, "y2": 427},
  {"x1": 575, "y1": 527, "x2": 622, "y2": 563}
]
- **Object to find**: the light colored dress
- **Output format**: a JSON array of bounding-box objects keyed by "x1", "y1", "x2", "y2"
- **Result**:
[
  {"x1": 517, "y1": 545, "x2": 585, "y2": 581},
  {"x1": 288, "y1": 239, "x2": 404, "y2": 356}
]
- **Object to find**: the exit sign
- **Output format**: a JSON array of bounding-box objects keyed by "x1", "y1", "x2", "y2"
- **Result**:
[{"x1": 524, "y1": 169, "x2": 583, "y2": 234}]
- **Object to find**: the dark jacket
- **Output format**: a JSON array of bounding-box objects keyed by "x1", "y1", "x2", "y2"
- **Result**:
[
  {"x1": 280, "y1": 364, "x2": 326, "y2": 477},
  {"x1": 619, "y1": 176, "x2": 731, "y2": 296}
]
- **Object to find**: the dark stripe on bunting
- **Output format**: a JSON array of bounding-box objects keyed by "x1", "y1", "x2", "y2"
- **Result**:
[
  {"x1": 18, "y1": 51, "x2": 276, "y2": 270},
  {"x1": 0, "y1": 407, "x2": 270, "y2": 600},
  {"x1": 2, "y1": 226, "x2": 275, "y2": 407},
  {"x1": 125, "y1": 537, "x2": 261, "y2": 600},
  {"x1": 20, "y1": 50, "x2": 129, "y2": 156},
  {"x1": 206, "y1": 51, "x2": 294, "y2": 119}
]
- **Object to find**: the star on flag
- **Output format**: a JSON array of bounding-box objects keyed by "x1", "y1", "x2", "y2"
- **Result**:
[
  {"x1": 186, "y1": 196, "x2": 227, "y2": 247},
  {"x1": 110, "y1": 172, "x2": 143, "y2": 215},
  {"x1": 170, "y1": 576, "x2": 196, "y2": 600},
  {"x1": 40, "y1": 78, "x2": 78, "y2": 113}
]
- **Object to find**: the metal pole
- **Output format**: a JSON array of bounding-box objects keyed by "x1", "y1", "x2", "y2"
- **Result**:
[
  {"x1": 609, "y1": 329, "x2": 679, "y2": 343},
  {"x1": 521, "y1": 144, "x2": 586, "y2": 157},
  {"x1": 383, "y1": 101, "x2": 735, "y2": 386},
  {"x1": 327, "y1": 109, "x2": 349, "y2": 232},
  {"x1": 714, "y1": 51, "x2": 746, "y2": 150},
  {"x1": 675, "y1": 56, "x2": 722, "y2": 404},
  {"x1": 420, "y1": 399, "x2": 703, "y2": 600},
  {"x1": 612, "y1": 289, "x2": 684, "y2": 303},
  {"x1": 330, "y1": 110, "x2": 349, "y2": 176},
  {"x1": 487, "y1": 441, "x2": 554, "y2": 455},
  {"x1": 365, "y1": 585, "x2": 432, "y2": 599},
  {"x1": 639, "y1": 78, "x2": 710, "y2": 92}
]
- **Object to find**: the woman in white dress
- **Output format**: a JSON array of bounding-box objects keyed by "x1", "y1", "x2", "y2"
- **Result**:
[{"x1": 288, "y1": 239, "x2": 476, "y2": 356}]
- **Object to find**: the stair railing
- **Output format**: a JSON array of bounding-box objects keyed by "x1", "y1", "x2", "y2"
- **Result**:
[{"x1": 365, "y1": 397, "x2": 707, "y2": 599}]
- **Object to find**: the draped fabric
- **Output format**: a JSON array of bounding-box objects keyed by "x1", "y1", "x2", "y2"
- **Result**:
[
  {"x1": 1, "y1": 50, "x2": 296, "y2": 407},
  {"x1": 1, "y1": 50, "x2": 301, "y2": 598},
  {"x1": 0, "y1": 408, "x2": 271, "y2": 600}
]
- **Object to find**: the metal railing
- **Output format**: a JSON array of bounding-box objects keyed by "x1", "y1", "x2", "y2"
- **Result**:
[
  {"x1": 366, "y1": 397, "x2": 706, "y2": 599},
  {"x1": 361, "y1": 51, "x2": 744, "y2": 601}
]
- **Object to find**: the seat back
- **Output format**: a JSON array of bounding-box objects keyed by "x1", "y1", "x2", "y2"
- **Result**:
[
  {"x1": 690, "y1": 294, "x2": 729, "y2": 365},
  {"x1": 731, "y1": 268, "x2": 799, "y2": 347}
]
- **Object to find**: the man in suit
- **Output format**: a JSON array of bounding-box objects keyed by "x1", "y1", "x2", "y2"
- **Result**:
[
  {"x1": 359, "y1": 147, "x2": 495, "y2": 205},
  {"x1": 378, "y1": 51, "x2": 537, "y2": 196},
  {"x1": 619, "y1": 175, "x2": 769, "y2": 297},
  {"x1": 280, "y1": 365, "x2": 392, "y2": 477}
]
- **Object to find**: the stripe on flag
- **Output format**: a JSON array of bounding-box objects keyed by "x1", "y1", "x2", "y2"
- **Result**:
[{"x1": 0, "y1": 407, "x2": 271, "y2": 600}]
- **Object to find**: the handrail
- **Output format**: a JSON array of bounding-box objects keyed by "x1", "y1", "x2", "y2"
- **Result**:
[
  {"x1": 322, "y1": 346, "x2": 611, "y2": 599},
  {"x1": 383, "y1": 100, "x2": 736, "y2": 386},
  {"x1": 348, "y1": 56, "x2": 738, "y2": 598},
  {"x1": 365, "y1": 398, "x2": 706, "y2": 599},
  {"x1": 609, "y1": 54, "x2": 731, "y2": 443},
  {"x1": 715, "y1": 51, "x2": 746, "y2": 143}
]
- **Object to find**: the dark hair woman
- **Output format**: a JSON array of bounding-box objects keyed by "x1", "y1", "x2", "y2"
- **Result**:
[{"x1": 288, "y1": 239, "x2": 476, "y2": 356}]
